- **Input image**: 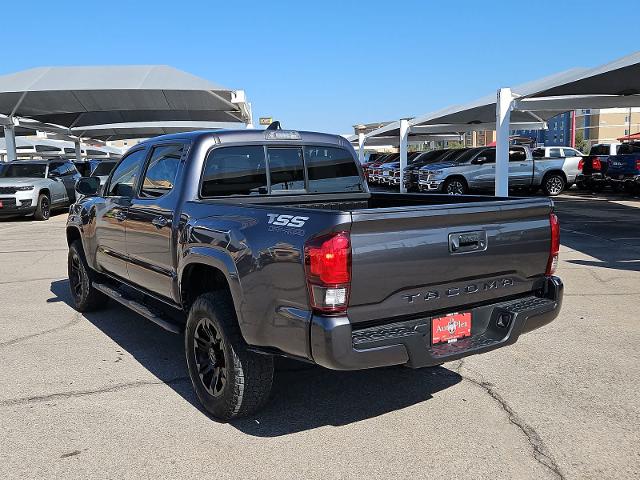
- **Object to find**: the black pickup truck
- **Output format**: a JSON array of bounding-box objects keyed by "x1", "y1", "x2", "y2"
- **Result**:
[{"x1": 66, "y1": 129, "x2": 563, "y2": 420}]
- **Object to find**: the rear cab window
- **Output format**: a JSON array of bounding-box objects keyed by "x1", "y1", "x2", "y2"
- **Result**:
[{"x1": 200, "y1": 144, "x2": 364, "y2": 198}]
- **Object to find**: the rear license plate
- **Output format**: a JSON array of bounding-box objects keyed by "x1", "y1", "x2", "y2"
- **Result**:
[{"x1": 432, "y1": 312, "x2": 472, "y2": 345}]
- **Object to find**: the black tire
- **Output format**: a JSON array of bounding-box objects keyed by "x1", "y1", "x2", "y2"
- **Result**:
[
  {"x1": 185, "y1": 292, "x2": 274, "y2": 420},
  {"x1": 576, "y1": 180, "x2": 587, "y2": 190},
  {"x1": 591, "y1": 183, "x2": 604, "y2": 192},
  {"x1": 68, "y1": 240, "x2": 109, "y2": 312},
  {"x1": 443, "y1": 177, "x2": 468, "y2": 195},
  {"x1": 34, "y1": 193, "x2": 51, "y2": 221},
  {"x1": 542, "y1": 173, "x2": 566, "y2": 196},
  {"x1": 611, "y1": 182, "x2": 623, "y2": 193}
]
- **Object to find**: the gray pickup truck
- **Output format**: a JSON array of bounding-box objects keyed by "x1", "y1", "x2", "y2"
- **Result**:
[
  {"x1": 66, "y1": 129, "x2": 563, "y2": 420},
  {"x1": 418, "y1": 145, "x2": 581, "y2": 196}
]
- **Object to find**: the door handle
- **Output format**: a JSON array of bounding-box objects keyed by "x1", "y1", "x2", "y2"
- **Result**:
[
  {"x1": 114, "y1": 211, "x2": 127, "y2": 222},
  {"x1": 152, "y1": 216, "x2": 169, "y2": 229}
]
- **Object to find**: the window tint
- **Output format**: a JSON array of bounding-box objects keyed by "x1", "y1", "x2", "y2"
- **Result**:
[
  {"x1": 107, "y1": 149, "x2": 146, "y2": 197},
  {"x1": 590, "y1": 145, "x2": 607, "y2": 155},
  {"x1": 140, "y1": 144, "x2": 183, "y2": 198},
  {"x1": 532, "y1": 148, "x2": 545, "y2": 158},
  {"x1": 201, "y1": 146, "x2": 267, "y2": 197},
  {"x1": 476, "y1": 149, "x2": 496, "y2": 163},
  {"x1": 48, "y1": 162, "x2": 65, "y2": 177},
  {"x1": 509, "y1": 147, "x2": 527, "y2": 162},
  {"x1": 562, "y1": 148, "x2": 579, "y2": 157},
  {"x1": 618, "y1": 143, "x2": 640, "y2": 154},
  {"x1": 91, "y1": 162, "x2": 117, "y2": 177},
  {"x1": 2, "y1": 164, "x2": 46, "y2": 178},
  {"x1": 268, "y1": 147, "x2": 305, "y2": 191},
  {"x1": 549, "y1": 148, "x2": 562, "y2": 158},
  {"x1": 305, "y1": 146, "x2": 363, "y2": 193}
]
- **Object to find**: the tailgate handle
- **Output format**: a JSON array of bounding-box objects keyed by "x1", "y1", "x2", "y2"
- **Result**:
[{"x1": 449, "y1": 231, "x2": 487, "y2": 254}]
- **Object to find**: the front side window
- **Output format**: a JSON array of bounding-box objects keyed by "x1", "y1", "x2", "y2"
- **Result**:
[
  {"x1": 107, "y1": 149, "x2": 147, "y2": 197},
  {"x1": 268, "y1": 147, "x2": 305, "y2": 191},
  {"x1": 532, "y1": 148, "x2": 545, "y2": 158},
  {"x1": 139, "y1": 144, "x2": 183, "y2": 198},
  {"x1": 201, "y1": 146, "x2": 267, "y2": 197},
  {"x1": 305, "y1": 146, "x2": 363, "y2": 193},
  {"x1": 91, "y1": 162, "x2": 117, "y2": 177}
]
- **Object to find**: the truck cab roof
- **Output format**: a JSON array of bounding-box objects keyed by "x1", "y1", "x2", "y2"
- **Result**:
[{"x1": 137, "y1": 129, "x2": 352, "y2": 149}]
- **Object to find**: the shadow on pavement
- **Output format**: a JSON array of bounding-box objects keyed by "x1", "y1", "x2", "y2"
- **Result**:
[
  {"x1": 553, "y1": 193, "x2": 640, "y2": 273},
  {"x1": 49, "y1": 279, "x2": 462, "y2": 435}
]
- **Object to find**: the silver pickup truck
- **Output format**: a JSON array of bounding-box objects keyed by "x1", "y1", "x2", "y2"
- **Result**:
[{"x1": 418, "y1": 145, "x2": 583, "y2": 196}]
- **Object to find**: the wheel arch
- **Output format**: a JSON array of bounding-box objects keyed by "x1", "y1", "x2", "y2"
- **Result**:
[{"x1": 178, "y1": 248, "x2": 246, "y2": 338}]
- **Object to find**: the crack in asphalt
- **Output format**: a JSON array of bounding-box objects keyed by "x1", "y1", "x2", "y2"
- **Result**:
[
  {"x1": 0, "y1": 313, "x2": 83, "y2": 348},
  {"x1": 0, "y1": 377, "x2": 190, "y2": 407},
  {"x1": 0, "y1": 276, "x2": 65, "y2": 286},
  {"x1": 456, "y1": 360, "x2": 565, "y2": 480}
]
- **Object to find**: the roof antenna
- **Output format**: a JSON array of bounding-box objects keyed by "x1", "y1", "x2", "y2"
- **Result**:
[{"x1": 266, "y1": 121, "x2": 281, "y2": 130}]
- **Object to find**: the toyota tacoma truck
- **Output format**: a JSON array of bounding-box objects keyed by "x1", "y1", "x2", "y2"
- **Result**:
[{"x1": 66, "y1": 128, "x2": 563, "y2": 420}]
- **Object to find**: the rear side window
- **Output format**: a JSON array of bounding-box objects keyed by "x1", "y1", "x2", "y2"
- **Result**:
[
  {"x1": 201, "y1": 146, "x2": 267, "y2": 197},
  {"x1": 532, "y1": 148, "x2": 545, "y2": 158},
  {"x1": 549, "y1": 148, "x2": 562, "y2": 158},
  {"x1": 508, "y1": 148, "x2": 527, "y2": 162},
  {"x1": 305, "y1": 146, "x2": 363, "y2": 193},
  {"x1": 268, "y1": 147, "x2": 305, "y2": 191},
  {"x1": 140, "y1": 144, "x2": 183, "y2": 198}
]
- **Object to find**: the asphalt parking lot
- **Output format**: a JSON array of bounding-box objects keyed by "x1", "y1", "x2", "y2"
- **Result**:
[{"x1": 1, "y1": 191, "x2": 639, "y2": 480}]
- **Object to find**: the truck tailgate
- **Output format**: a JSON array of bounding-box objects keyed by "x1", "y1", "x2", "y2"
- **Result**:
[{"x1": 347, "y1": 198, "x2": 552, "y2": 325}]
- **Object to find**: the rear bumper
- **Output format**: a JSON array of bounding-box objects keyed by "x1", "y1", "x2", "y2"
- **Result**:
[
  {"x1": 576, "y1": 173, "x2": 607, "y2": 185},
  {"x1": 609, "y1": 174, "x2": 640, "y2": 185},
  {"x1": 310, "y1": 276, "x2": 563, "y2": 370}
]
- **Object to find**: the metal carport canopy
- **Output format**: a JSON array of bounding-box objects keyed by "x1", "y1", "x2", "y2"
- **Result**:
[
  {"x1": 0, "y1": 65, "x2": 251, "y2": 161},
  {"x1": 363, "y1": 51, "x2": 640, "y2": 195},
  {"x1": 71, "y1": 121, "x2": 248, "y2": 141}
]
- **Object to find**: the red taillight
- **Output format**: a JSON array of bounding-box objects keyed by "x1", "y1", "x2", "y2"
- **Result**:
[
  {"x1": 592, "y1": 158, "x2": 602, "y2": 171},
  {"x1": 578, "y1": 159, "x2": 584, "y2": 171},
  {"x1": 305, "y1": 232, "x2": 351, "y2": 314},
  {"x1": 636, "y1": 159, "x2": 640, "y2": 171},
  {"x1": 546, "y1": 213, "x2": 560, "y2": 276}
]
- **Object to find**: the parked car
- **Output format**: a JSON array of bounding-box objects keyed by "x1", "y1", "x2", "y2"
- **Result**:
[
  {"x1": 89, "y1": 159, "x2": 118, "y2": 186},
  {"x1": 0, "y1": 159, "x2": 80, "y2": 220},
  {"x1": 418, "y1": 145, "x2": 576, "y2": 196},
  {"x1": 362, "y1": 153, "x2": 392, "y2": 182},
  {"x1": 606, "y1": 142, "x2": 640, "y2": 193},
  {"x1": 403, "y1": 149, "x2": 458, "y2": 190},
  {"x1": 531, "y1": 146, "x2": 584, "y2": 189},
  {"x1": 66, "y1": 129, "x2": 563, "y2": 420},
  {"x1": 368, "y1": 153, "x2": 399, "y2": 184},
  {"x1": 575, "y1": 143, "x2": 621, "y2": 191}
]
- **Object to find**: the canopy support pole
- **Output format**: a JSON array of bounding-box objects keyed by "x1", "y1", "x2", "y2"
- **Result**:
[
  {"x1": 74, "y1": 139, "x2": 82, "y2": 162},
  {"x1": 399, "y1": 118, "x2": 409, "y2": 193},
  {"x1": 3, "y1": 123, "x2": 17, "y2": 162},
  {"x1": 357, "y1": 129, "x2": 365, "y2": 165},
  {"x1": 495, "y1": 88, "x2": 512, "y2": 197}
]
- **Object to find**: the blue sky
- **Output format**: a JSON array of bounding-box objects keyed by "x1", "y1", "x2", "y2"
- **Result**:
[{"x1": 1, "y1": 0, "x2": 637, "y2": 134}]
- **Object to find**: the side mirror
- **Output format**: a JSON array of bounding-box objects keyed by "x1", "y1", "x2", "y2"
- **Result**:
[{"x1": 75, "y1": 177, "x2": 100, "y2": 197}]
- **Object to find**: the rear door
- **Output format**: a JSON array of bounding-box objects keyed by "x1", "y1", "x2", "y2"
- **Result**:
[
  {"x1": 46, "y1": 161, "x2": 70, "y2": 205},
  {"x1": 126, "y1": 143, "x2": 185, "y2": 299},
  {"x1": 508, "y1": 146, "x2": 533, "y2": 186},
  {"x1": 94, "y1": 148, "x2": 147, "y2": 280}
]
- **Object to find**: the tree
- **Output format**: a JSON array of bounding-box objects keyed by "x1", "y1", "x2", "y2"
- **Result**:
[{"x1": 574, "y1": 131, "x2": 589, "y2": 153}]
